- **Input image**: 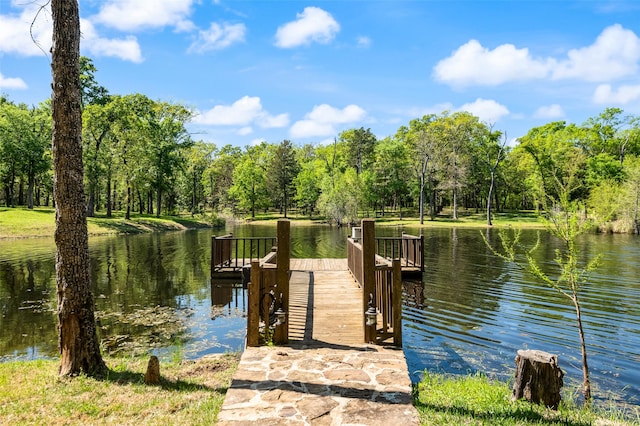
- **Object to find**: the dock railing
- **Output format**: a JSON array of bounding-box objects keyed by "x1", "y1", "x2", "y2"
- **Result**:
[
  {"x1": 375, "y1": 233, "x2": 424, "y2": 272},
  {"x1": 211, "y1": 234, "x2": 277, "y2": 276},
  {"x1": 347, "y1": 219, "x2": 403, "y2": 346}
]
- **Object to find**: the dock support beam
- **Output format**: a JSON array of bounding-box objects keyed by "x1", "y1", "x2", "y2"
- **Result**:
[
  {"x1": 247, "y1": 260, "x2": 260, "y2": 347},
  {"x1": 274, "y1": 219, "x2": 290, "y2": 344},
  {"x1": 362, "y1": 219, "x2": 376, "y2": 344}
]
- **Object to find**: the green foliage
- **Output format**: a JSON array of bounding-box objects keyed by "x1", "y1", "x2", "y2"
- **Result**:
[
  {"x1": 317, "y1": 168, "x2": 361, "y2": 226},
  {"x1": 3, "y1": 80, "x2": 640, "y2": 231},
  {"x1": 294, "y1": 160, "x2": 321, "y2": 218},
  {"x1": 228, "y1": 144, "x2": 270, "y2": 218}
]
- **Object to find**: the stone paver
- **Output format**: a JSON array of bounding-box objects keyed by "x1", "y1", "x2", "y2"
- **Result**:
[{"x1": 217, "y1": 345, "x2": 419, "y2": 425}]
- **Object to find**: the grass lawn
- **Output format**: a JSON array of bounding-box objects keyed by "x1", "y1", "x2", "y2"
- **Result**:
[
  {"x1": 415, "y1": 372, "x2": 638, "y2": 425},
  {"x1": 235, "y1": 209, "x2": 545, "y2": 229},
  {"x1": 1, "y1": 357, "x2": 636, "y2": 425},
  {"x1": 0, "y1": 207, "x2": 219, "y2": 239},
  {"x1": 0, "y1": 354, "x2": 239, "y2": 426}
]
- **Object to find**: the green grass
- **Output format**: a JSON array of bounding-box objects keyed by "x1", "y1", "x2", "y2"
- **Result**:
[
  {"x1": 2, "y1": 359, "x2": 636, "y2": 425},
  {"x1": 0, "y1": 207, "x2": 220, "y2": 239},
  {"x1": 233, "y1": 209, "x2": 545, "y2": 229},
  {"x1": 415, "y1": 372, "x2": 639, "y2": 425},
  {"x1": 0, "y1": 354, "x2": 239, "y2": 425}
]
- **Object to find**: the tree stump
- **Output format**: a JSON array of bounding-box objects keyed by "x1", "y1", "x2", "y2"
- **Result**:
[
  {"x1": 144, "y1": 355, "x2": 160, "y2": 385},
  {"x1": 512, "y1": 349, "x2": 563, "y2": 409}
]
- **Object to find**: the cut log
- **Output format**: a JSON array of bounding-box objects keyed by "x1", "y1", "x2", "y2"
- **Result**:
[
  {"x1": 144, "y1": 355, "x2": 160, "y2": 385},
  {"x1": 512, "y1": 349, "x2": 564, "y2": 409}
]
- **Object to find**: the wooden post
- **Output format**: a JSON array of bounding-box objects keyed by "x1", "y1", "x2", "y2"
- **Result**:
[
  {"x1": 512, "y1": 349, "x2": 564, "y2": 409},
  {"x1": 392, "y1": 259, "x2": 402, "y2": 347},
  {"x1": 210, "y1": 235, "x2": 216, "y2": 277},
  {"x1": 274, "y1": 219, "x2": 290, "y2": 344},
  {"x1": 144, "y1": 355, "x2": 160, "y2": 385},
  {"x1": 247, "y1": 261, "x2": 261, "y2": 347},
  {"x1": 362, "y1": 219, "x2": 376, "y2": 343},
  {"x1": 419, "y1": 233, "x2": 425, "y2": 273}
]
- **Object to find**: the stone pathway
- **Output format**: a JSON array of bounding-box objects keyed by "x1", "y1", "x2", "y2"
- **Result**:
[{"x1": 217, "y1": 345, "x2": 419, "y2": 425}]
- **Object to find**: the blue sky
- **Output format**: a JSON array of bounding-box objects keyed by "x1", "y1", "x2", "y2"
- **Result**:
[{"x1": 2, "y1": 0, "x2": 640, "y2": 147}]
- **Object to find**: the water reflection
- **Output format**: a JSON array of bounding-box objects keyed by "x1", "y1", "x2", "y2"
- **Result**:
[{"x1": 0, "y1": 224, "x2": 638, "y2": 408}]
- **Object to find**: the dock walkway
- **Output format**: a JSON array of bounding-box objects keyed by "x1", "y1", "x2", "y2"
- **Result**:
[{"x1": 217, "y1": 259, "x2": 419, "y2": 425}]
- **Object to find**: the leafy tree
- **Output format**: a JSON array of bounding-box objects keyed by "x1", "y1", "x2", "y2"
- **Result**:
[
  {"x1": 396, "y1": 115, "x2": 441, "y2": 223},
  {"x1": 587, "y1": 180, "x2": 622, "y2": 225},
  {"x1": 340, "y1": 127, "x2": 376, "y2": 175},
  {"x1": 79, "y1": 56, "x2": 110, "y2": 108},
  {"x1": 584, "y1": 153, "x2": 623, "y2": 189},
  {"x1": 371, "y1": 137, "x2": 410, "y2": 217},
  {"x1": 266, "y1": 139, "x2": 299, "y2": 217},
  {"x1": 438, "y1": 112, "x2": 483, "y2": 220},
  {"x1": 474, "y1": 128, "x2": 507, "y2": 226},
  {"x1": 0, "y1": 102, "x2": 51, "y2": 209},
  {"x1": 107, "y1": 94, "x2": 152, "y2": 219},
  {"x1": 317, "y1": 168, "x2": 360, "y2": 226},
  {"x1": 621, "y1": 155, "x2": 640, "y2": 234},
  {"x1": 203, "y1": 144, "x2": 241, "y2": 213},
  {"x1": 228, "y1": 144, "x2": 269, "y2": 218},
  {"x1": 294, "y1": 158, "x2": 321, "y2": 218},
  {"x1": 184, "y1": 141, "x2": 214, "y2": 216},
  {"x1": 144, "y1": 101, "x2": 192, "y2": 216},
  {"x1": 518, "y1": 122, "x2": 587, "y2": 206},
  {"x1": 51, "y1": 0, "x2": 106, "y2": 376},
  {"x1": 83, "y1": 101, "x2": 116, "y2": 216}
]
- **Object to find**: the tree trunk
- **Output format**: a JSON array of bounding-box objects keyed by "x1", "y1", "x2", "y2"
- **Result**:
[
  {"x1": 27, "y1": 171, "x2": 35, "y2": 209},
  {"x1": 573, "y1": 295, "x2": 592, "y2": 403},
  {"x1": 51, "y1": 0, "x2": 105, "y2": 377},
  {"x1": 86, "y1": 187, "x2": 95, "y2": 217},
  {"x1": 512, "y1": 349, "x2": 563, "y2": 409},
  {"x1": 125, "y1": 183, "x2": 131, "y2": 220},
  {"x1": 156, "y1": 187, "x2": 162, "y2": 217},
  {"x1": 486, "y1": 170, "x2": 495, "y2": 226},
  {"x1": 452, "y1": 187, "x2": 458, "y2": 220},
  {"x1": 105, "y1": 173, "x2": 112, "y2": 218}
]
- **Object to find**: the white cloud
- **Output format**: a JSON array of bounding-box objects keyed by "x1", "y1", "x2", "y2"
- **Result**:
[
  {"x1": 260, "y1": 113, "x2": 290, "y2": 128},
  {"x1": 458, "y1": 98, "x2": 510, "y2": 123},
  {"x1": 0, "y1": 4, "x2": 52, "y2": 56},
  {"x1": 434, "y1": 24, "x2": 640, "y2": 87},
  {"x1": 593, "y1": 84, "x2": 640, "y2": 104},
  {"x1": 434, "y1": 40, "x2": 551, "y2": 87},
  {"x1": 0, "y1": 4, "x2": 142, "y2": 62},
  {"x1": 552, "y1": 24, "x2": 640, "y2": 82},
  {"x1": 92, "y1": 0, "x2": 196, "y2": 32},
  {"x1": 0, "y1": 72, "x2": 27, "y2": 90},
  {"x1": 237, "y1": 126, "x2": 253, "y2": 136},
  {"x1": 81, "y1": 19, "x2": 143, "y2": 63},
  {"x1": 308, "y1": 104, "x2": 366, "y2": 123},
  {"x1": 188, "y1": 22, "x2": 246, "y2": 53},
  {"x1": 290, "y1": 120, "x2": 335, "y2": 138},
  {"x1": 275, "y1": 7, "x2": 340, "y2": 48},
  {"x1": 534, "y1": 104, "x2": 565, "y2": 119},
  {"x1": 357, "y1": 36, "x2": 372, "y2": 48},
  {"x1": 193, "y1": 96, "x2": 290, "y2": 128},
  {"x1": 290, "y1": 104, "x2": 366, "y2": 138}
]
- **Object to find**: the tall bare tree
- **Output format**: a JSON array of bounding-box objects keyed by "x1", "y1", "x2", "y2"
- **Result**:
[{"x1": 51, "y1": 0, "x2": 106, "y2": 376}]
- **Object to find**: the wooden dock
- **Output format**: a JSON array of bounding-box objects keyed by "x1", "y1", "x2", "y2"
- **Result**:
[{"x1": 217, "y1": 258, "x2": 420, "y2": 425}]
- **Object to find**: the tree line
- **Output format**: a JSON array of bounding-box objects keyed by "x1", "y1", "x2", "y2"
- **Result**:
[{"x1": 1, "y1": 58, "x2": 640, "y2": 233}]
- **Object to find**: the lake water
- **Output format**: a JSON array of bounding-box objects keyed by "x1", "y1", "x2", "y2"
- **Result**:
[{"x1": 0, "y1": 224, "x2": 638, "y2": 408}]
